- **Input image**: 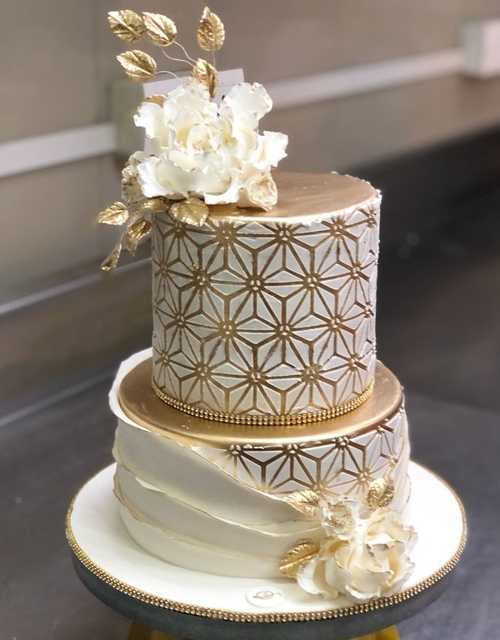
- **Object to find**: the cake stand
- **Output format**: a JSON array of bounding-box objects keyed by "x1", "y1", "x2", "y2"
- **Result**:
[{"x1": 66, "y1": 461, "x2": 466, "y2": 640}]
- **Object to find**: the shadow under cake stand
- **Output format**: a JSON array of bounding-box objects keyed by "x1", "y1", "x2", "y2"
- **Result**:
[{"x1": 66, "y1": 358, "x2": 467, "y2": 640}]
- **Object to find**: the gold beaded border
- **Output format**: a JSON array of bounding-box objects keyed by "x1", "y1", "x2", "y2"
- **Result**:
[
  {"x1": 151, "y1": 379, "x2": 374, "y2": 427},
  {"x1": 65, "y1": 469, "x2": 467, "y2": 624}
]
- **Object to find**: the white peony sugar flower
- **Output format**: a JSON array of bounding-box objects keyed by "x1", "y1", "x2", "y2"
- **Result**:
[
  {"x1": 296, "y1": 498, "x2": 417, "y2": 603},
  {"x1": 133, "y1": 79, "x2": 288, "y2": 211}
]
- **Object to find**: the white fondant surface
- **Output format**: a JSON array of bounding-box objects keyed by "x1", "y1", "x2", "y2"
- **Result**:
[
  {"x1": 151, "y1": 182, "x2": 380, "y2": 418},
  {"x1": 111, "y1": 350, "x2": 411, "y2": 577},
  {"x1": 69, "y1": 462, "x2": 465, "y2": 615}
]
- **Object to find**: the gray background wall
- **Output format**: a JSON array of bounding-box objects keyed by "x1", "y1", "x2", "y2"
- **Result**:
[{"x1": 3, "y1": 0, "x2": 500, "y2": 299}]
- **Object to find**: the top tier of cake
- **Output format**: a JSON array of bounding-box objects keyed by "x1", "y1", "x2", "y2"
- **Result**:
[{"x1": 151, "y1": 172, "x2": 380, "y2": 424}]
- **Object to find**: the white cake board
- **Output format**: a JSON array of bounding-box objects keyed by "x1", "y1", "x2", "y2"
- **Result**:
[{"x1": 66, "y1": 461, "x2": 466, "y2": 638}]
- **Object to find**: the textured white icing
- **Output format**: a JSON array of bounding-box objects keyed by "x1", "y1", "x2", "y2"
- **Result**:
[
  {"x1": 151, "y1": 184, "x2": 380, "y2": 418},
  {"x1": 110, "y1": 351, "x2": 411, "y2": 578}
]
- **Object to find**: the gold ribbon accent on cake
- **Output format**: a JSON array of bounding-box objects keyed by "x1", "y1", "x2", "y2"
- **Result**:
[{"x1": 151, "y1": 378, "x2": 374, "y2": 426}]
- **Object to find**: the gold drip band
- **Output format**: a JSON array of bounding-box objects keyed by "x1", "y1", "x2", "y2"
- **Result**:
[{"x1": 151, "y1": 378, "x2": 374, "y2": 427}]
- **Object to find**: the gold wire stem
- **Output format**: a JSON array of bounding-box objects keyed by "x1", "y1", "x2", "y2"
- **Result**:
[
  {"x1": 173, "y1": 40, "x2": 198, "y2": 64},
  {"x1": 160, "y1": 48, "x2": 194, "y2": 69}
]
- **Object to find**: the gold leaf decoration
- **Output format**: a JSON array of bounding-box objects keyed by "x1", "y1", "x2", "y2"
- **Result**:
[
  {"x1": 125, "y1": 219, "x2": 152, "y2": 252},
  {"x1": 282, "y1": 490, "x2": 320, "y2": 518},
  {"x1": 144, "y1": 94, "x2": 167, "y2": 106},
  {"x1": 139, "y1": 197, "x2": 168, "y2": 215},
  {"x1": 107, "y1": 10, "x2": 145, "y2": 43},
  {"x1": 192, "y1": 58, "x2": 218, "y2": 97},
  {"x1": 366, "y1": 477, "x2": 395, "y2": 510},
  {"x1": 170, "y1": 197, "x2": 209, "y2": 226},
  {"x1": 197, "y1": 6, "x2": 225, "y2": 52},
  {"x1": 280, "y1": 540, "x2": 320, "y2": 579},
  {"x1": 117, "y1": 50, "x2": 157, "y2": 82},
  {"x1": 101, "y1": 242, "x2": 122, "y2": 272},
  {"x1": 143, "y1": 12, "x2": 177, "y2": 47},
  {"x1": 97, "y1": 202, "x2": 129, "y2": 226}
]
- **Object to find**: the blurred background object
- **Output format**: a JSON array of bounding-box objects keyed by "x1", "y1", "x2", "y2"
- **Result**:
[{"x1": 2, "y1": 3, "x2": 500, "y2": 637}]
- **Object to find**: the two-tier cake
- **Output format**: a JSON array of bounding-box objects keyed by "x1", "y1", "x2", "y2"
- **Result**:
[{"x1": 97, "y1": 7, "x2": 418, "y2": 604}]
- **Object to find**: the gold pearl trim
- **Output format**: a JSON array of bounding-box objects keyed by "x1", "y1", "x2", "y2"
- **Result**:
[
  {"x1": 151, "y1": 379, "x2": 375, "y2": 427},
  {"x1": 65, "y1": 470, "x2": 467, "y2": 624}
]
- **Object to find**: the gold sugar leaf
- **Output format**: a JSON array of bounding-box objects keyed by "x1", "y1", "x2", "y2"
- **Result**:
[
  {"x1": 170, "y1": 197, "x2": 209, "y2": 226},
  {"x1": 192, "y1": 58, "x2": 218, "y2": 97},
  {"x1": 117, "y1": 50, "x2": 157, "y2": 82},
  {"x1": 282, "y1": 489, "x2": 320, "y2": 518},
  {"x1": 107, "y1": 10, "x2": 145, "y2": 43},
  {"x1": 125, "y1": 219, "x2": 152, "y2": 252},
  {"x1": 144, "y1": 94, "x2": 167, "y2": 106},
  {"x1": 143, "y1": 12, "x2": 177, "y2": 47},
  {"x1": 366, "y1": 477, "x2": 395, "y2": 510},
  {"x1": 97, "y1": 202, "x2": 129, "y2": 226},
  {"x1": 279, "y1": 540, "x2": 320, "y2": 579},
  {"x1": 101, "y1": 242, "x2": 122, "y2": 272},
  {"x1": 197, "y1": 6, "x2": 225, "y2": 52},
  {"x1": 139, "y1": 197, "x2": 168, "y2": 215}
]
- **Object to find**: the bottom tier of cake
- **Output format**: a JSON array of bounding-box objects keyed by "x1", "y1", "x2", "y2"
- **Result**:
[{"x1": 111, "y1": 350, "x2": 411, "y2": 579}]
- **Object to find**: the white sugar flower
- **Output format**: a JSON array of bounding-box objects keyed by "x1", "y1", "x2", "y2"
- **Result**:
[
  {"x1": 132, "y1": 78, "x2": 288, "y2": 211},
  {"x1": 295, "y1": 500, "x2": 417, "y2": 603}
]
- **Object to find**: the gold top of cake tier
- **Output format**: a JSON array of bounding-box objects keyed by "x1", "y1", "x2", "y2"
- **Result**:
[
  {"x1": 205, "y1": 172, "x2": 378, "y2": 224},
  {"x1": 119, "y1": 360, "x2": 401, "y2": 448}
]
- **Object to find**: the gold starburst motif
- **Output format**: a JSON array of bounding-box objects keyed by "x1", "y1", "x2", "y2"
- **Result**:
[
  {"x1": 151, "y1": 202, "x2": 379, "y2": 418},
  {"x1": 198, "y1": 403, "x2": 409, "y2": 496}
]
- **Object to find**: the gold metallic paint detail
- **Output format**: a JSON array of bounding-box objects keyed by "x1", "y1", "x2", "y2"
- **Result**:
[
  {"x1": 118, "y1": 360, "x2": 407, "y2": 496},
  {"x1": 204, "y1": 172, "x2": 378, "y2": 223},
  {"x1": 101, "y1": 241, "x2": 123, "y2": 272},
  {"x1": 143, "y1": 12, "x2": 177, "y2": 47},
  {"x1": 127, "y1": 219, "x2": 152, "y2": 249},
  {"x1": 354, "y1": 627, "x2": 400, "y2": 640},
  {"x1": 366, "y1": 477, "x2": 395, "y2": 510},
  {"x1": 65, "y1": 467, "x2": 467, "y2": 624},
  {"x1": 117, "y1": 50, "x2": 157, "y2": 82},
  {"x1": 118, "y1": 360, "x2": 399, "y2": 446},
  {"x1": 151, "y1": 173, "x2": 380, "y2": 419},
  {"x1": 282, "y1": 489, "x2": 320, "y2": 517},
  {"x1": 170, "y1": 197, "x2": 209, "y2": 227},
  {"x1": 197, "y1": 7, "x2": 225, "y2": 52},
  {"x1": 97, "y1": 201, "x2": 130, "y2": 226},
  {"x1": 152, "y1": 377, "x2": 374, "y2": 427},
  {"x1": 279, "y1": 540, "x2": 321, "y2": 578},
  {"x1": 192, "y1": 58, "x2": 218, "y2": 96},
  {"x1": 108, "y1": 10, "x2": 145, "y2": 44}
]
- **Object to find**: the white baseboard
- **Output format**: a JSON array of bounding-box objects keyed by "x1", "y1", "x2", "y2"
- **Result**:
[
  {"x1": 0, "y1": 123, "x2": 116, "y2": 178},
  {"x1": 268, "y1": 48, "x2": 463, "y2": 108},
  {"x1": 0, "y1": 257, "x2": 150, "y2": 317}
]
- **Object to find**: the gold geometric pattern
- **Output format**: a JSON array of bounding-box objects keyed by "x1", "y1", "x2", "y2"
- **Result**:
[
  {"x1": 151, "y1": 376, "x2": 374, "y2": 426},
  {"x1": 152, "y1": 197, "x2": 380, "y2": 418},
  {"x1": 197, "y1": 403, "x2": 409, "y2": 498}
]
